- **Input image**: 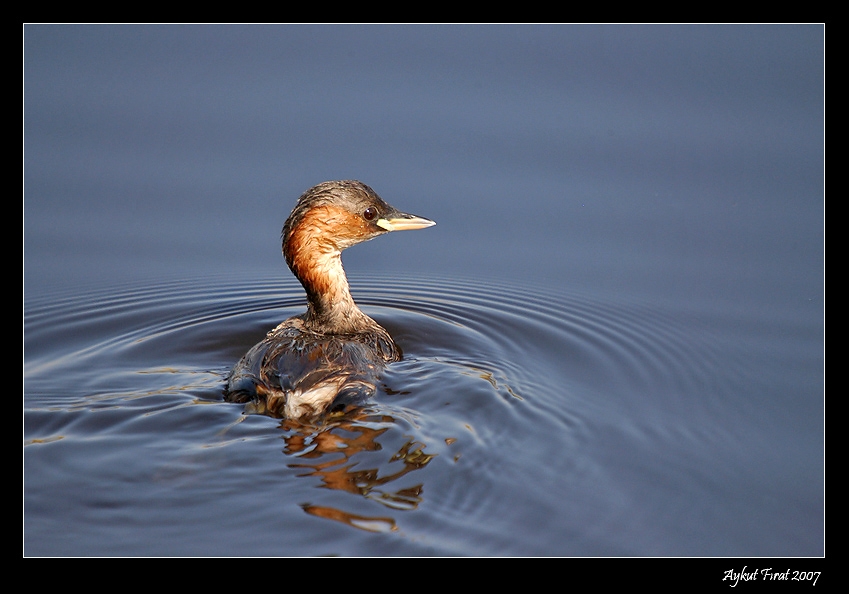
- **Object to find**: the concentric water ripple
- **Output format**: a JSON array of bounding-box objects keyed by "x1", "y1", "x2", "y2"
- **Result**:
[
  {"x1": 25, "y1": 271, "x2": 809, "y2": 556},
  {"x1": 26, "y1": 272, "x2": 726, "y2": 443}
]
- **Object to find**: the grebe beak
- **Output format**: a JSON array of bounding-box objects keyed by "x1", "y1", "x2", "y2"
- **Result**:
[{"x1": 376, "y1": 212, "x2": 436, "y2": 232}]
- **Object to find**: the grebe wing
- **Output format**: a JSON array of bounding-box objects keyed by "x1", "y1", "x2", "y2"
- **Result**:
[{"x1": 225, "y1": 322, "x2": 388, "y2": 419}]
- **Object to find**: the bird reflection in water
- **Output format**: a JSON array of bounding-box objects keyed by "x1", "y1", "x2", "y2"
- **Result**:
[{"x1": 281, "y1": 406, "x2": 436, "y2": 533}]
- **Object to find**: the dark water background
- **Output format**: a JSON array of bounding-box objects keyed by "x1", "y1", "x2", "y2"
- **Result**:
[{"x1": 24, "y1": 24, "x2": 824, "y2": 557}]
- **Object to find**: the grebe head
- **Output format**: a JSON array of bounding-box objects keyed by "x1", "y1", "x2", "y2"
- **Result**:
[
  {"x1": 281, "y1": 180, "x2": 434, "y2": 330},
  {"x1": 282, "y1": 180, "x2": 434, "y2": 257}
]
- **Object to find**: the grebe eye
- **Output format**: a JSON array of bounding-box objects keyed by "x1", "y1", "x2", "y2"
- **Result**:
[{"x1": 363, "y1": 207, "x2": 377, "y2": 221}]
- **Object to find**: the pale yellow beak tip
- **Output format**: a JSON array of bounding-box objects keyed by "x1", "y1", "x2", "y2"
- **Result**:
[{"x1": 376, "y1": 216, "x2": 436, "y2": 232}]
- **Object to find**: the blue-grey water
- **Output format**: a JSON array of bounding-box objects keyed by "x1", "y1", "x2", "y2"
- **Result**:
[{"x1": 24, "y1": 24, "x2": 823, "y2": 557}]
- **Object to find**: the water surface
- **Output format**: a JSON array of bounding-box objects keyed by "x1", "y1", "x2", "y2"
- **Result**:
[
  {"x1": 24, "y1": 24, "x2": 824, "y2": 557},
  {"x1": 24, "y1": 271, "x2": 822, "y2": 556}
]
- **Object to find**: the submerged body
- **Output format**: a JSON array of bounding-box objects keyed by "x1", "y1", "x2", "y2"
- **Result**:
[{"x1": 225, "y1": 180, "x2": 434, "y2": 419}]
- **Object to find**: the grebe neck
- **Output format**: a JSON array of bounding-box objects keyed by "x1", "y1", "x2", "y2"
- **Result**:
[{"x1": 284, "y1": 230, "x2": 377, "y2": 335}]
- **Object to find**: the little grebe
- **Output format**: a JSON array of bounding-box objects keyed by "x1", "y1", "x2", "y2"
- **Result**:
[{"x1": 225, "y1": 180, "x2": 435, "y2": 419}]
